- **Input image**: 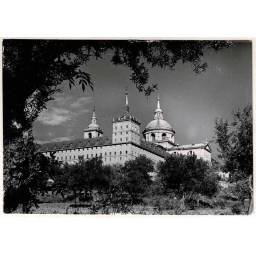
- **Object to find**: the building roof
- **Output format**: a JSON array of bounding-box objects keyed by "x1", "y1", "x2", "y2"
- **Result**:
[
  {"x1": 38, "y1": 137, "x2": 112, "y2": 152},
  {"x1": 113, "y1": 90, "x2": 141, "y2": 125},
  {"x1": 144, "y1": 119, "x2": 174, "y2": 132},
  {"x1": 113, "y1": 111, "x2": 141, "y2": 125},
  {"x1": 140, "y1": 140, "x2": 169, "y2": 158},
  {"x1": 38, "y1": 136, "x2": 168, "y2": 159},
  {"x1": 167, "y1": 143, "x2": 211, "y2": 153}
]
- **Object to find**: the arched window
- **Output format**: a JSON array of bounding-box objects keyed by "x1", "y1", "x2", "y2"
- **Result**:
[
  {"x1": 88, "y1": 132, "x2": 92, "y2": 138},
  {"x1": 151, "y1": 133, "x2": 155, "y2": 141},
  {"x1": 162, "y1": 133, "x2": 167, "y2": 140}
]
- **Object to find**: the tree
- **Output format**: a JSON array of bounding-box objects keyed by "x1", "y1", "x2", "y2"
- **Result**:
[
  {"x1": 215, "y1": 105, "x2": 253, "y2": 213},
  {"x1": 3, "y1": 39, "x2": 231, "y2": 142},
  {"x1": 121, "y1": 155, "x2": 154, "y2": 201},
  {"x1": 158, "y1": 154, "x2": 218, "y2": 197},
  {"x1": 215, "y1": 105, "x2": 252, "y2": 179},
  {"x1": 52, "y1": 157, "x2": 111, "y2": 199},
  {"x1": 3, "y1": 132, "x2": 50, "y2": 213}
]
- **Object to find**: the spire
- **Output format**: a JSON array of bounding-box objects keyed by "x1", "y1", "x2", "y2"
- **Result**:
[
  {"x1": 125, "y1": 87, "x2": 129, "y2": 113},
  {"x1": 88, "y1": 105, "x2": 99, "y2": 129},
  {"x1": 157, "y1": 92, "x2": 161, "y2": 110},
  {"x1": 154, "y1": 93, "x2": 164, "y2": 120}
]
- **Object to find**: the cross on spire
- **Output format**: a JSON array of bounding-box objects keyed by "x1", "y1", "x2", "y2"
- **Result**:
[
  {"x1": 154, "y1": 91, "x2": 163, "y2": 120},
  {"x1": 125, "y1": 87, "x2": 129, "y2": 113}
]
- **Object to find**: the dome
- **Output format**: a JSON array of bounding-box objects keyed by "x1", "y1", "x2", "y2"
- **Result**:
[
  {"x1": 145, "y1": 119, "x2": 173, "y2": 132},
  {"x1": 88, "y1": 122, "x2": 100, "y2": 130}
]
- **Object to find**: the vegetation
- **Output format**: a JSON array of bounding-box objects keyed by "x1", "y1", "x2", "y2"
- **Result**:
[
  {"x1": 215, "y1": 104, "x2": 253, "y2": 213},
  {"x1": 3, "y1": 133, "x2": 50, "y2": 213},
  {"x1": 158, "y1": 154, "x2": 218, "y2": 197}
]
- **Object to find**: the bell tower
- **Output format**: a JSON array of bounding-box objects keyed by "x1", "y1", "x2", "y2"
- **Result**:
[
  {"x1": 112, "y1": 89, "x2": 141, "y2": 145},
  {"x1": 84, "y1": 106, "x2": 103, "y2": 139}
]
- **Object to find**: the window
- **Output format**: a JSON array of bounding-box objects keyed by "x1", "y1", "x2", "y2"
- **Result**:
[
  {"x1": 151, "y1": 133, "x2": 155, "y2": 141},
  {"x1": 121, "y1": 126, "x2": 122, "y2": 129},
  {"x1": 126, "y1": 151, "x2": 128, "y2": 154},
  {"x1": 74, "y1": 155, "x2": 75, "y2": 159},
  {"x1": 70, "y1": 156, "x2": 71, "y2": 160},
  {"x1": 88, "y1": 132, "x2": 92, "y2": 139},
  {"x1": 109, "y1": 152, "x2": 111, "y2": 155},
  {"x1": 91, "y1": 154, "x2": 93, "y2": 157},
  {"x1": 162, "y1": 133, "x2": 167, "y2": 140},
  {"x1": 126, "y1": 131, "x2": 128, "y2": 134},
  {"x1": 96, "y1": 153, "x2": 98, "y2": 157},
  {"x1": 120, "y1": 157, "x2": 122, "y2": 161},
  {"x1": 126, "y1": 137, "x2": 128, "y2": 141},
  {"x1": 120, "y1": 138, "x2": 122, "y2": 142},
  {"x1": 120, "y1": 151, "x2": 122, "y2": 155},
  {"x1": 120, "y1": 131, "x2": 122, "y2": 135},
  {"x1": 114, "y1": 152, "x2": 116, "y2": 155},
  {"x1": 105, "y1": 152, "x2": 107, "y2": 156},
  {"x1": 126, "y1": 125, "x2": 128, "y2": 128}
]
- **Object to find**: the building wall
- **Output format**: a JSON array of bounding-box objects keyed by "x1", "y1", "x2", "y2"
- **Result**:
[
  {"x1": 112, "y1": 120, "x2": 140, "y2": 145},
  {"x1": 84, "y1": 130, "x2": 102, "y2": 139},
  {"x1": 168, "y1": 148, "x2": 211, "y2": 163},
  {"x1": 43, "y1": 142, "x2": 165, "y2": 167},
  {"x1": 144, "y1": 130, "x2": 175, "y2": 144}
]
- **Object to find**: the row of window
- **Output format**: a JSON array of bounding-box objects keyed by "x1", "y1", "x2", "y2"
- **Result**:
[
  {"x1": 104, "y1": 157, "x2": 123, "y2": 162},
  {"x1": 114, "y1": 124, "x2": 129, "y2": 130},
  {"x1": 172, "y1": 151, "x2": 194, "y2": 155},
  {"x1": 114, "y1": 131, "x2": 129, "y2": 135},
  {"x1": 55, "y1": 150, "x2": 130, "y2": 161},
  {"x1": 114, "y1": 137, "x2": 129, "y2": 142},
  {"x1": 114, "y1": 124, "x2": 139, "y2": 132}
]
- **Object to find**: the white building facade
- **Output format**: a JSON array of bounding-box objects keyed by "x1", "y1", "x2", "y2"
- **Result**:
[{"x1": 40, "y1": 91, "x2": 211, "y2": 166}]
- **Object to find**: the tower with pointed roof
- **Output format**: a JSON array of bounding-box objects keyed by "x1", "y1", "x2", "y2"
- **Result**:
[
  {"x1": 84, "y1": 106, "x2": 103, "y2": 139},
  {"x1": 112, "y1": 90, "x2": 141, "y2": 145},
  {"x1": 143, "y1": 94, "x2": 175, "y2": 149}
]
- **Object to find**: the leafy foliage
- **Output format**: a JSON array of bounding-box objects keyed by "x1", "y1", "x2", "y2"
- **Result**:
[
  {"x1": 121, "y1": 155, "x2": 154, "y2": 201},
  {"x1": 52, "y1": 157, "x2": 111, "y2": 197},
  {"x1": 215, "y1": 105, "x2": 252, "y2": 179},
  {"x1": 3, "y1": 133, "x2": 50, "y2": 213},
  {"x1": 158, "y1": 154, "x2": 218, "y2": 197}
]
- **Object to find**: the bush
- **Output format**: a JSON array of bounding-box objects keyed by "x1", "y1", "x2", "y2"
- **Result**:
[{"x1": 157, "y1": 154, "x2": 218, "y2": 197}]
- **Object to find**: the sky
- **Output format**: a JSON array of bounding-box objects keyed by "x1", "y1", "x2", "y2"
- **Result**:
[{"x1": 33, "y1": 41, "x2": 252, "y2": 157}]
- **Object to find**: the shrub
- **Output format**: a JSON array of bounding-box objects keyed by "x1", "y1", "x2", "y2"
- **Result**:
[{"x1": 157, "y1": 154, "x2": 218, "y2": 197}]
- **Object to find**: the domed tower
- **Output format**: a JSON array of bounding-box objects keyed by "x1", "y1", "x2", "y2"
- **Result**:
[
  {"x1": 84, "y1": 106, "x2": 103, "y2": 139},
  {"x1": 143, "y1": 94, "x2": 175, "y2": 149}
]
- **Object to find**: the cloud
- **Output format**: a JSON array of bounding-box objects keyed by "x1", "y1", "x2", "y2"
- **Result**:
[
  {"x1": 35, "y1": 136, "x2": 72, "y2": 144},
  {"x1": 37, "y1": 107, "x2": 72, "y2": 126},
  {"x1": 37, "y1": 96, "x2": 92, "y2": 126},
  {"x1": 52, "y1": 136, "x2": 71, "y2": 142},
  {"x1": 70, "y1": 96, "x2": 92, "y2": 109}
]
